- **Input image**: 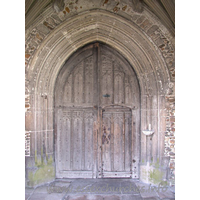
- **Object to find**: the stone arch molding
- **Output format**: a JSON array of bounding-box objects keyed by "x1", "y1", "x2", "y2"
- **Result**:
[
  {"x1": 26, "y1": 10, "x2": 174, "y2": 185},
  {"x1": 27, "y1": 10, "x2": 172, "y2": 96}
]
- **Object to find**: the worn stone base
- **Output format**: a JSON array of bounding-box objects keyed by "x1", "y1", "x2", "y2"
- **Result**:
[
  {"x1": 140, "y1": 163, "x2": 169, "y2": 186},
  {"x1": 25, "y1": 178, "x2": 175, "y2": 200}
]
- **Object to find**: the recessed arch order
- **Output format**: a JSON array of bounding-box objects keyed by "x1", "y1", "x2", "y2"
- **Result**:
[{"x1": 27, "y1": 9, "x2": 171, "y2": 182}]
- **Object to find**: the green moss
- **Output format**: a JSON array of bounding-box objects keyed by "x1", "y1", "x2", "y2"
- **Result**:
[
  {"x1": 155, "y1": 158, "x2": 159, "y2": 168},
  {"x1": 41, "y1": 147, "x2": 44, "y2": 165},
  {"x1": 46, "y1": 153, "x2": 48, "y2": 163},
  {"x1": 142, "y1": 159, "x2": 144, "y2": 163},
  {"x1": 35, "y1": 150, "x2": 37, "y2": 164},
  {"x1": 28, "y1": 164, "x2": 55, "y2": 186},
  {"x1": 29, "y1": 150, "x2": 55, "y2": 186},
  {"x1": 35, "y1": 148, "x2": 45, "y2": 168},
  {"x1": 148, "y1": 158, "x2": 164, "y2": 184},
  {"x1": 149, "y1": 168, "x2": 164, "y2": 185},
  {"x1": 47, "y1": 155, "x2": 53, "y2": 165}
]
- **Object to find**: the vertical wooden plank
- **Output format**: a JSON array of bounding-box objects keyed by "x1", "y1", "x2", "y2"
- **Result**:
[
  {"x1": 57, "y1": 109, "x2": 62, "y2": 172},
  {"x1": 61, "y1": 115, "x2": 66, "y2": 170},
  {"x1": 74, "y1": 63, "x2": 83, "y2": 104},
  {"x1": 123, "y1": 112, "x2": 125, "y2": 171},
  {"x1": 65, "y1": 114, "x2": 71, "y2": 170},
  {"x1": 63, "y1": 74, "x2": 72, "y2": 104},
  {"x1": 89, "y1": 114, "x2": 93, "y2": 170},
  {"x1": 119, "y1": 73, "x2": 124, "y2": 104},
  {"x1": 124, "y1": 112, "x2": 130, "y2": 171},
  {"x1": 131, "y1": 109, "x2": 135, "y2": 177},
  {"x1": 108, "y1": 116, "x2": 112, "y2": 172},
  {"x1": 93, "y1": 111, "x2": 98, "y2": 178},
  {"x1": 113, "y1": 115, "x2": 121, "y2": 171},
  {"x1": 72, "y1": 112, "x2": 82, "y2": 170},
  {"x1": 89, "y1": 115, "x2": 93, "y2": 170},
  {"x1": 84, "y1": 112, "x2": 94, "y2": 171},
  {"x1": 70, "y1": 111, "x2": 73, "y2": 170},
  {"x1": 111, "y1": 114, "x2": 114, "y2": 171},
  {"x1": 97, "y1": 44, "x2": 102, "y2": 178},
  {"x1": 85, "y1": 57, "x2": 90, "y2": 103},
  {"x1": 102, "y1": 113, "x2": 111, "y2": 172},
  {"x1": 82, "y1": 112, "x2": 85, "y2": 170},
  {"x1": 99, "y1": 108, "x2": 103, "y2": 177},
  {"x1": 119, "y1": 113, "x2": 123, "y2": 171}
]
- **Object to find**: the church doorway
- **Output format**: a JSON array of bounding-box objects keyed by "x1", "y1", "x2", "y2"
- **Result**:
[{"x1": 54, "y1": 43, "x2": 140, "y2": 179}]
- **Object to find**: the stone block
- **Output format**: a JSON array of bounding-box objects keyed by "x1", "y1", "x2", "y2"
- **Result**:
[
  {"x1": 131, "y1": 14, "x2": 140, "y2": 21},
  {"x1": 140, "y1": 19, "x2": 152, "y2": 31},
  {"x1": 104, "y1": 195, "x2": 120, "y2": 200},
  {"x1": 51, "y1": 14, "x2": 62, "y2": 23},
  {"x1": 25, "y1": 53, "x2": 31, "y2": 59},
  {"x1": 170, "y1": 140, "x2": 175, "y2": 144},
  {"x1": 121, "y1": 195, "x2": 143, "y2": 200},
  {"x1": 136, "y1": 16, "x2": 145, "y2": 24},
  {"x1": 147, "y1": 25, "x2": 159, "y2": 35},
  {"x1": 37, "y1": 24, "x2": 50, "y2": 35}
]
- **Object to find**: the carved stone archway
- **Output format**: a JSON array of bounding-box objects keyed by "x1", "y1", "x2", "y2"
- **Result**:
[{"x1": 25, "y1": 10, "x2": 173, "y2": 186}]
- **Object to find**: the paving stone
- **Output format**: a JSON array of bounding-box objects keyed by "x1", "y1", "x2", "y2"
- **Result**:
[
  {"x1": 67, "y1": 179, "x2": 98, "y2": 194},
  {"x1": 86, "y1": 195, "x2": 104, "y2": 200},
  {"x1": 64, "y1": 195, "x2": 88, "y2": 200},
  {"x1": 134, "y1": 182, "x2": 159, "y2": 199},
  {"x1": 25, "y1": 188, "x2": 34, "y2": 199},
  {"x1": 157, "y1": 190, "x2": 175, "y2": 199},
  {"x1": 29, "y1": 193, "x2": 49, "y2": 200},
  {"x1": 25, "y1": 188, "x2": 34, "y2": 194},
  {"x1": 45, "y1": 193, "x2": 67, "y2": 200},
  {"x1": 25, "y1": 179, "x2": 175, "y2": 200},
  {"x1": 34, "y1": 185, "x2": 50, "y2": 193},
  {"x1": 120, "y1": 180, "x2": 141, "y2": 194},
  {"x1": 25, "y1": 194, "x2": 31, "y2": 200},
  {"x1": 121, "y1": 194, "x2": 143, "y2": 200},
  {"x1": 30, "y1": 192, "x2": 65, "y2": 200},
  {"x1": 103, "y1": 195, "x2": 120, "y2": 200},
  {"x1": 89, "y1": 179, "x2": 125, "y2": 194}
]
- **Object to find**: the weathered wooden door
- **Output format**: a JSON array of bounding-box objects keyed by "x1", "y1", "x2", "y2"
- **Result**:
[
  {"x1": 101, "y1": 106, "x2": 132, "y2": 178},
  {"x1": 54, "y1": 43, "x2": 140, "y2": 179}
]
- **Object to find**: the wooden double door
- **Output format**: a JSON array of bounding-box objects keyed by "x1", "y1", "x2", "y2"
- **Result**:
[{"x1": 54, "y1": 43, "x2": 139, "y2": 178}]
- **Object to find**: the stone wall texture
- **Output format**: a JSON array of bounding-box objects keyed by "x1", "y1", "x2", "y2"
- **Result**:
[{"x1": 25, "y1": 0, "x2": 175, "y2": 187}]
